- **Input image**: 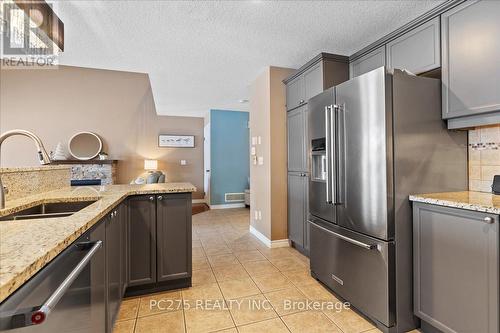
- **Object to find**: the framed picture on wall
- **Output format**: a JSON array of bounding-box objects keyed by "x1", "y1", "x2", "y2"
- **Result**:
[{"x1": 158, "y1": 135, "x2": 195, "y2": 148}]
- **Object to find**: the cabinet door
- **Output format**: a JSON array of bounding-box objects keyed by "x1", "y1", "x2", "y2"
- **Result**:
[
  {"x1": 118, "y1": 203, "x2": 128, "y2": 296},
  {"x1": 127, "y1": 195, "x2": 156, "y2": 286},
  {"x1": 105, "y1": 212, "x2": 120, "y2": 329},
  {"x1": 304, "y1": 63, "x2": 324, "y2": 101},
  {"x1": 287, "y1": 105, "x2": 307, "y2": 172},
  {"x1": 303, "y1": 178, "x2": 310, "y2": 253},
  {"x1": 349, "y1": 45, "x2": 386, "y2": 78},
  {"x1": 89, "y1": 218, "x2": 106, "y2": 333},
  {"x1": 386, "y1": 17, "x2": 440, "y2": 74},
  {"x1": 157, "y1": 193, "x2": 192, "y2": 282},
  {"x1": 441, "y1": 0, "x2": 500, "y2": 119},
  {"x1": 413, "y1": 203, "x2": 499, "y2": 333},
  {"x1": 286, "y1": 75, "x2": 305, "y2": 111},
  {"x1": 288, "y1": 172, "x2": 307, "y2": 247}
]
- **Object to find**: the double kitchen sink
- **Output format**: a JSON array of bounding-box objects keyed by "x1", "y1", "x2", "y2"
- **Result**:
[{"x1": 0, "y1": 200, "x2": 97, "y2": 221}]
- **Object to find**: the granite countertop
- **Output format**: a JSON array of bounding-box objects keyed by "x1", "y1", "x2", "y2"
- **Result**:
[
  {"x1": 409, "y1": 191, "x2": 500, "y2": 215},
  {"x1": 0, "y1": 165, "x2": 70, "y2": 173},
  {"x1": 0, "y1": 183, "x2": 196, "y2": 303}
]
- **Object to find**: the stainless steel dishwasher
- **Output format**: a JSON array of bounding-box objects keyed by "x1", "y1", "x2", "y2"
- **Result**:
[{"x1": 0, "y1": 220, "x2": 106, "y2": 332}]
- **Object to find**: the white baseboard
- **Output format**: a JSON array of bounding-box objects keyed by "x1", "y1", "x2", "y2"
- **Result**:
[
  {"x1": 192, "y1": 199, "x2": 206, "y2": 204},
  {"x1": 210, "y1": 203, "x2": 246, "y2": 209},
  {"x1": 249, "y1": 225, "x2": 290, "y2": 248}
]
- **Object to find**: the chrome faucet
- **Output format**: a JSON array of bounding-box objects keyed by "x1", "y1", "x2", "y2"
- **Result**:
[{"x1": 0, "y1": 130, "x2": 51, "y2": 209}]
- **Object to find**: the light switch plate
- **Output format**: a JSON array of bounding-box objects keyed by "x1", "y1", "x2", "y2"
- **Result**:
[
  {"x1": 180, "y1": 160, "x2": 187, "y2": 165},
  {"x1": 251, "y1": 146, "x2": 256, "y2": 155},
  {"x1": 258, "y1": 156, "x2": 264, "y2": 165}
]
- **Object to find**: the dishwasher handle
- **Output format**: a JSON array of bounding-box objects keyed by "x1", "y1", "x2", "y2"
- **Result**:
[{"x1": 1, "y1": 240, "x2": 102, "y2": 329}]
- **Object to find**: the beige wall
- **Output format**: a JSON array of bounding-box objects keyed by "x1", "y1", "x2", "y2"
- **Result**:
[
  {"x1": 0, "y1": 65, "x2": 204, "y2": 198},
  {"x1": 250, "y1": 68, "x2": 271, "y2": 239},
  {"x1": 249, "y1": 66, "x2": 294, "y2": 241}
]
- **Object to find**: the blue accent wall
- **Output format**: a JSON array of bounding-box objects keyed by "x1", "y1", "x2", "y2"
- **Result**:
[{"x1": 210, "y1": 110, "x2": 249, "y2": 205}]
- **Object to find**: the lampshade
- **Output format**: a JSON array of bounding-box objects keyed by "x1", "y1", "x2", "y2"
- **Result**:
[{"x1": 144, "y1": 159, "x2": 158, "y2": 171}]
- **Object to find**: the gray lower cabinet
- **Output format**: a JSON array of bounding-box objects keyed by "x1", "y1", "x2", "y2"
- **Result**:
[
  {"x1": 287, "y1": 172, "x2": 309, "y2": 252},
  {"x1": 118, "y1": 202, "x2": 128, "y2": 296},
  {"x1": 127, "y1": 195, "x2": 156, "y2": 287},
  {"x1": 105, "y1": 207, "x2": 122, "y2": 331},
  {"x1": 413, "y1": 203, "x2": 499, "y2": 333},
  {"x1": 441, "y1": 0, "x2": 500, "y2": 127},
  {"x1": 156, "y1": 193, "x2": 192, "y2": 282},
  {"x1": 287, "y1": 105, "x2": 307, "y2": 172},
  {"x1": 349, "y1": 45, "x2": 386, "y2": 78},
  {"x1": 386, "y1": 17, "x2": 440, "y2": 74}
]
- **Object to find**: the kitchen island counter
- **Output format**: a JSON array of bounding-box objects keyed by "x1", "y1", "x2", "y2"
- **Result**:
[{"x1": 0, "y1": 183, "x2": 195, "y2": 303}]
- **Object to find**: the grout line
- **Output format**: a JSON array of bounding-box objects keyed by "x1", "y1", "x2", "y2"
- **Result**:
[
  {"x1": 277, "y1": 315, "x2": 293, "y2": 333},
  {"x1": 180, "y1": 287, "x2": 188, "y2": 333}
]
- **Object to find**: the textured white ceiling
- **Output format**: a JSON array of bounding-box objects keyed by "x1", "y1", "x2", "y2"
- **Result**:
[{"x1": 57, "y1": 0, "x2": 443, "y2": 117}]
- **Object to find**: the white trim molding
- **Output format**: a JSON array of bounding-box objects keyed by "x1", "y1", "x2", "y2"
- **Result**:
[
  {"x1": 210, "y1": 203, "x2": 246, "y2": 209},
  {"x1": 192, "y1": 199, "x2": 206, "y2": 204},
  {"x1": 249, "y1": 225, "x2": 290, "y2": 248}
]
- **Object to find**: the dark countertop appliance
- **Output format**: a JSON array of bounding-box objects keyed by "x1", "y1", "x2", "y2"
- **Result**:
[{"x1": 0, "y1": 222, "x2": 105, "y2": 332}]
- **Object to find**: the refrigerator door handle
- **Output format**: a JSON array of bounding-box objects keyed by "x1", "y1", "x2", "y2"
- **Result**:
[
  {"x1": 333, "y1": 103, "x2": 343, "y2": 205},
  {"x1": 330, "y1": 104, "x2": 337, "y2": 205},
  {"x1": 325, "y1": 105, "x2": 332, "y2": 204}
]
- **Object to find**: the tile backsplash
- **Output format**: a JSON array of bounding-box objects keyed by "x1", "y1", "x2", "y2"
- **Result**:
[{"x1": 469, "y1": 125, "x2": 500, "y2": 192}]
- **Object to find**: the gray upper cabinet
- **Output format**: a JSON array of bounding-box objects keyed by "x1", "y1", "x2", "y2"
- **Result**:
[
  {"x1": 285, "y1": 53, "x2": 349, "y2": 111},
  {"x1": 386, "y1": 17, "x2": 440, "y2": 74},
  {"x1": 286, "y1": 75, "x2": 305, "y2": 111},
  {"x1": 349, "y1": 45, "x2": 386, "y2": 78},
  {"x1": 413, "y1": 203, "x2": 499, "y2": 333},
  {"x1": 303, "y1": 63, "x2": 323, "y2": 102},
  {"x1": 441, "y1": 0, "x2": 500, "y2": 126},
  {"x1": 287, "y1": 105, "x2": 307, "y2": 172}
]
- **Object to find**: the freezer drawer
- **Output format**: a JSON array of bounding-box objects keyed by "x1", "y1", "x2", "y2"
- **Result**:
[{"x1": 309, "y1": 220, "x2": 395, "y2": 327}]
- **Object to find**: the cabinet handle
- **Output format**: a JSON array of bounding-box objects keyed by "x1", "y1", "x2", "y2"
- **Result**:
[
  {"x1": 299, "y1": 99, "x2": 305, "y2": 104},
  {"x1": 158, "y1": 195, "x2": 163, "y2": 201},
  {"x1": 149, "y1": 196, "x2": 154, "y2": 201},
  {"x1": 483, "y1": 217, "x2": 494, "y2": 224}
]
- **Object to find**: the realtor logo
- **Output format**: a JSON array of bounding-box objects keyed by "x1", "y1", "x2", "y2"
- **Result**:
[{"x1": 1, "y1": 1, "x2": 62, "y2": 68}]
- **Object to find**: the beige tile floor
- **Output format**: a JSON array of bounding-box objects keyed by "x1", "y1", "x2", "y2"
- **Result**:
[{"x1": 114, "y1": 208, "x2": 418, "y2": 333}]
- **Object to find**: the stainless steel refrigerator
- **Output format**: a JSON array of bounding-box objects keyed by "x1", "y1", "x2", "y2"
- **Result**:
[{"x1": 307, "y1": 67, "x2": 467, "y2": 333}]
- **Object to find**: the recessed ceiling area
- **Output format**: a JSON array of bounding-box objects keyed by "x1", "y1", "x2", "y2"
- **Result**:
[{"x1": 56, "y1": 0, "x2": 443, "y2": 117}]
